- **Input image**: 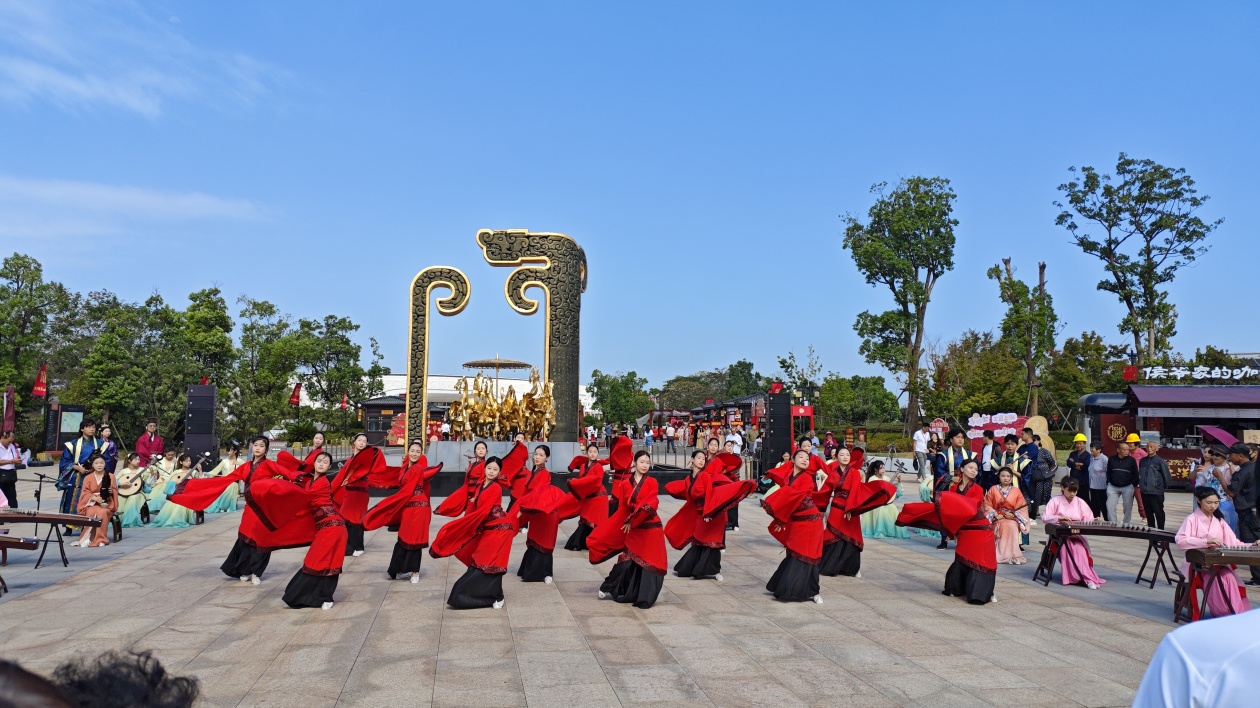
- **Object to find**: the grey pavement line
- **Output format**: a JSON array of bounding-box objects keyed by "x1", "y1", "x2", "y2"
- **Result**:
[{"x1": 548, "y1": 535, "x2": 625, "y2": 707}]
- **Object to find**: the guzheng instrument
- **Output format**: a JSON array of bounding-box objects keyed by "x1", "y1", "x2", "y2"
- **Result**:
[
  {"x1": 1175, "y1": 545, "x2": 1260, "y2": 623},
  {"x1": 1185, "y1": 545, "x2": 1260, "y2": 567},
  {"x1": 1033, "y1": 520, "x2": 1180, "y2": 589},
  {"x1": 0, "y1": 507, "x2": 100, "y2": 570},
  {"x1": 0, "y1": 508, "x2": 102, "y2": 527},
  {"x1": 0, "y1": 536, "x2": 39, "y2": 595}
]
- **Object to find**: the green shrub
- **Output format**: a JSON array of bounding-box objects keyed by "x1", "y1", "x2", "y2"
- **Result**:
[{"x1": 868, "y1": 432, "x2": 914, "y2": 455}]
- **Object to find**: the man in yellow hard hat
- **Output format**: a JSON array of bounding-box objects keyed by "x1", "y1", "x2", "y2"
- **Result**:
[
  {"x1": 1127, "y1": 433, "x2": 1148, "y2": 463},
  {"x1": 1067, "y1": 433, "x2": 1092, "y2": 496}
]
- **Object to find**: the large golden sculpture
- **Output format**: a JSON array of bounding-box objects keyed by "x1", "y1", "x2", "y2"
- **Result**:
[
  {"x1": 405, "y1": 230, "x2": 584, "y2": 447},
  {"x1": 443, "y1": 368, "x2": 555, "y2": 441}
]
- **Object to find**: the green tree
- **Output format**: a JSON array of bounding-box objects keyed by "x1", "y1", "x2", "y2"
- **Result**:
[
  {"x1": 228, "y1": 297, "x2": 299, "y2": 441},
  {"x1": 843, "y1": 177, "x2": 959, "y2": 434},
  {"x1": 815, "y1": 374, "x2": 900, "y2": 428},
  {"x1": 1055, "y1": 153, "x2": 1221, "y2": 364},
  {"x1": 724, "y1": 359, "x2": 765, "y2": 398},
  {"x1": 0, "y1": 253, "x2": 73, "y2": 394},
  {"x1": 184, "y1": 288, "x2": 235, "y2": 386},
  {"x1": 129, "y1": 295, "x2": 200, "y2": 439},
  {"x1": 586, "y1": 370, "x2": 651, "y2": 424},
  {"x1": 291, "y1": 315, "x2": 389, "y2": 435},
  {"x1": 80, "y1": 303, "x2": 145, "y2": 431},
  {"x1": 1040, "y1": 331, "x2": 1129, "y2": 425},
  {"x1": 986, "y1": 259, "x2": 1060, "y2": 417},
  {"x1": 777, "y1": 347, "x2": 822, "y2": 402},
  {"x1": 921, "y1": 331, "x2": 1027, "y2": 427}
]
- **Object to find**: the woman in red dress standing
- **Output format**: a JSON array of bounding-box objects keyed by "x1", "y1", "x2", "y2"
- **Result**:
[
  {"x1": 589, "y1": 450, "x2": 667, "y2": 608},
  {"x1": 514, "y1": 445, "x2": 567, "y2": 583},
  {"x1": 665, "y1": 450, "x2": 754, "y2": 581},
  {"x1": 330, "y1": 433, "x2": 387, "y2": 557},
  {"x1": 363, "y1": 440, "x2": 441, "y2": 582},
  {"x1": 761, "y1": 449, "x2": 827, "y2": 602},
  {"x1": 562, "y1": 443, "x2": 610, "y2": 551},
  {"x1": 434, "y1": 440, "x2": 489, "y2": 517},
  {"x1": 820, "y1": 454, "x2": 895, "y2": 578},
  {"x1": 430, "y1": 456, "x2": 517, "y2": 609},
  {"x1": 168, "y1": 436, "x2": 304, "y2": 585},
  {"x1": 249, "y1": 452, "x2": 347, "y2": 610},
  {"x1": 897, "y1": 490, "x2": 998, "y2": 605}
]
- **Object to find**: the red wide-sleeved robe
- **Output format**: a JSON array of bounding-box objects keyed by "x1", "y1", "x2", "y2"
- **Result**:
[
  {"x1": 761, "y1": 463, "x2": 827, "y2": 565},
  {"x1": 330, "y1": 446, "x2": 388, "y2": 526},
  {"x1": 249, "y1": 473, "x2": 347, "y2": 607},
  {"x1": 589, "y1": 474, "x2": 667, "y2": 575},
  {"x1": 663, "y1": 453, "x2": 754, "y2": 551},
  {"x1": 364, "y1": 458, "x2": 441, "y2": 550},
  {"x1": 560, "y1": 457, "x2": 609, "y2": 529},
  {"x1": 430, "y1": 480, "x2": 517, "y2": 574},
  {"x1": 897, "y1": 492, "x2": 997, "y2": 604},
  {"x1": 434, "y1": 457, "x2": 486, "y2": 517}
]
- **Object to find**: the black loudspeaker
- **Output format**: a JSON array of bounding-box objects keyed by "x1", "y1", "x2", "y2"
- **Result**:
[
  {"x1": 185, "y1": 385, "x2": 219, "y2": 468},
  {"x1": 761, "y1": 393, "x2": 792, "y2": 471},
  {"x1": 184, "y1": 433, "x2": 220, "y2": 471}
]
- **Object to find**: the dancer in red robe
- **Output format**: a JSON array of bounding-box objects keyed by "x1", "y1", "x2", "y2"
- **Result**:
[
  {"x1": 561, "y1": 442, "x2": 611, "y2": 551},
  {"x1": 761, "y1": 449, "x2": 828, "y2": 602},
  {"x1": 897, "y1": 490, "x2": 998, "y2": 605},
  {"x1": 664, "y1": 450, "x2": 754, "y2": 581},
  {"x1": 298, "y1": 431, "x2": 327, "y2": 471},
  {"x1": 513, "y1": 445, "x2": 568, "y2": 583},
  {"x1": 820, "y1": 453, "x2": 894, "y2": 577},
  {"x1": 248, "y1": 452, "x2": 348, "y2": 609},
  {"x1": 589, "y1": 450, "x2": 667, "y2": 608},
  {"x1": 363, "y1": 440, "x2": 441, "y2": 582},
  {"x1": 609, "y1": 435, "x2": 637, "y2": 515},
  {"x1": 430, "y1": 456, "x2": 517, "y2": 609},
  {"x1": 330, "y1": 433, "x2": 387, "y2": 557},
  {"x1": 168, "y1": 436, "x2": 306, "y2": 584},
  {"x1": 434, "y1": 440, "x2": 489, "y2": 517}
]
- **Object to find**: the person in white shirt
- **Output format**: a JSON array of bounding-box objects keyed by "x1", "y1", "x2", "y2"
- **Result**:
[
  {"x1": 725, "y1": 429, "x2": 743, "y2": 455},
  {"x1": 439, "y1": 421, "x2": 451, "y2": 441},
  {"x1": 1133, "y1": 609, "x2": 1260, "y2": 707},
  {"x1": 665, "y1": 424, "x2": 677, "y2": 453},
  {"x1": 912, "y1": 423, "x2": 932, "y2": 482},
  {"x1": 0, "y1": 429, "x2": 20, "y2": 507}
]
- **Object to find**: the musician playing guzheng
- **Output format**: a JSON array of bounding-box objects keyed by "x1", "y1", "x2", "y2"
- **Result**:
[
  {"x1": 75, "y1": 453, "x2": 117, "y2": 547},
  {"x1": 1040, "y1": 478, "x2": 1106, "y2": 590},
  {"x1": 1175, "y1": 486, "x2": 1259, "y2": 617}
]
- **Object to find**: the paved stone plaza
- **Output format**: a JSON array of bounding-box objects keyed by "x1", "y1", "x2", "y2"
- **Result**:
[{"x1": 1, "y1": 479, "x2": 1242, "y2": 707}]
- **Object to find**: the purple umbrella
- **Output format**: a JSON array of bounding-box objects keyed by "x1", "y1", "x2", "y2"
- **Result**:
[{"x1": 1198, "y1": 425, "x2": 1238, "y2": 447}]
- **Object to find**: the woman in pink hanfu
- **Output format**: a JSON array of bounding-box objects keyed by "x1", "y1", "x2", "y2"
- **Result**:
[
  {"x1": 1040, "y1": 477, "x2": 1106, "y2": 590},
  {"x1": 1175, "y1": 485, "x2": 1258, "y2": 618}
]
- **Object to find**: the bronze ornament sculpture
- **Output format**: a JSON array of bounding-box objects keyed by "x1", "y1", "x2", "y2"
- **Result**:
[{"x1": 404, "y1": 266, "x2": 471, "y2": 446}]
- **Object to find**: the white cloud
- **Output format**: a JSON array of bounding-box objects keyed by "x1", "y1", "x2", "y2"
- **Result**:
[
  {"x1": 0, "y1": 175, "x2": 268, "y2": 240},
  {"x1": 0, "y1": 1, "x2": 284, "y2": 117}
]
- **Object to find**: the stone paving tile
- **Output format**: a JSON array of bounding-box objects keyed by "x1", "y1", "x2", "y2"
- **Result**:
[{"x1": 1, "y1": 487, "x2": 1206, "y2": 706}]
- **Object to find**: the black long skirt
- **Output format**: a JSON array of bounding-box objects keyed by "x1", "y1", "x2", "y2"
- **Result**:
[
  {"x1": 726, "y1": 505, "x2": 739, "y2": 530},
  {"x1": 448, "y1": 566, "x2": 504, "y2": 609},
  {"x1": 283, "y1": 571, "x2": 339, "y2": 608},
  {"x1": 220, "y1": 539, "x2": 270, "y2": 579},
  {"x1": 943, "y1": 560, "x2": 996, "y2": 605},
  {"x1": 563, "y1": 522, "x2": 594, "y2": 551},
  {"x1": 387, "y1": 541, "x2": 423, "y2": 578},
  {"x1": 517, "y1": 547, "x2": 553, "y2": 582},
  {"x1": 344, "y1": 523, "x2": 365, "y2": 555},
  {"x1": 766, "y1": 556, "x2": 821, "y2": 601},
  {"x1": 819, "y1": 539, "x2": 861, "y2": 577},
  {"x1": 600, "y1": 559, "x2": 664, "y2": 609},
  {"x1": 673, "y1": 545, "x2": 721, "y2": 578}
]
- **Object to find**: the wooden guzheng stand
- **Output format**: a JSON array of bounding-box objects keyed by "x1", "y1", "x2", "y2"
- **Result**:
[
  {"x1": 1033, "y1": 520, "x2": 1181, "y2": 588},
  {"x1": 0, "y1": 508, "x2": 101, "y2": 570},
  {"x1": 1175, "y1": 546, "x2": 1260, "y2": 623}
]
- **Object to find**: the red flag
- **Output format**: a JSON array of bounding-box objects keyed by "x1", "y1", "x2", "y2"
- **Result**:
[
  {"x1": 340, "y1": 390, "x2": 348, "y2": 410},
  {"x1": 199, "y1": 375, "x2": 209, "y2": 386},
  {"x1": 32, "y1": 363, "x2": 48, "y2": 398},
  {"x1": 289, "y1": 383, "x2": 302, "y2": 406}
]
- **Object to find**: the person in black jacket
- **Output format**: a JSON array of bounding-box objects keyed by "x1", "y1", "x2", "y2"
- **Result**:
[
  {"x1": 1137, "y1": 441, "x2": 1173, "y2": 529},
  {"x1": 1106, "y1": 442, "x2": 1140, "y2": 524},
  {"x1": 1227, "y1": 443, "x2": 1259, "y2": 585}
]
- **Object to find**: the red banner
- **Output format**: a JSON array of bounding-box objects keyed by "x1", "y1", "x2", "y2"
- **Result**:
[
  {"x1": 288, "y1": 383, "x2": 302, "y2": 406},
  {"x1": 340, "y1": 390, "x2": 348, "y2": 410},
  {"x1": 199, "y1": 375, "x2": 209, "y2": 385},
  {"x1": 31, "y1": 363, "x2": 47, "y2": 398}
]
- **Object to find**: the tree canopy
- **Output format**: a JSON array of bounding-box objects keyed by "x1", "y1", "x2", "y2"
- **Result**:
[
  {"x1": 586, "y1": 369, "x2": 652, "y2": 424},
  {"x1": 843, "y1": 177, "x2": 959, "y2": 434}
]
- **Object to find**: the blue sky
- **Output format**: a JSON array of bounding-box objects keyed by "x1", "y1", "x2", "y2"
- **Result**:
[{"x1": 2, "y1": 1, "x2": 1257, "y2": 392}]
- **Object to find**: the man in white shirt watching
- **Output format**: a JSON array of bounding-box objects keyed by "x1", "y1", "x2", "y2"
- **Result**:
[
  {"x1": 665, "y1": 423, "x2": 677, "y2": 453},
  {"x1": 1133, "y1": 609, "x2": 1260, "y2": 707},
  {"x1": 912, "y1": 422, "x2": 932, "y2": 482},
  {"x1": 0, "y1": 429, "x2": 20, "y2": 507}
]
